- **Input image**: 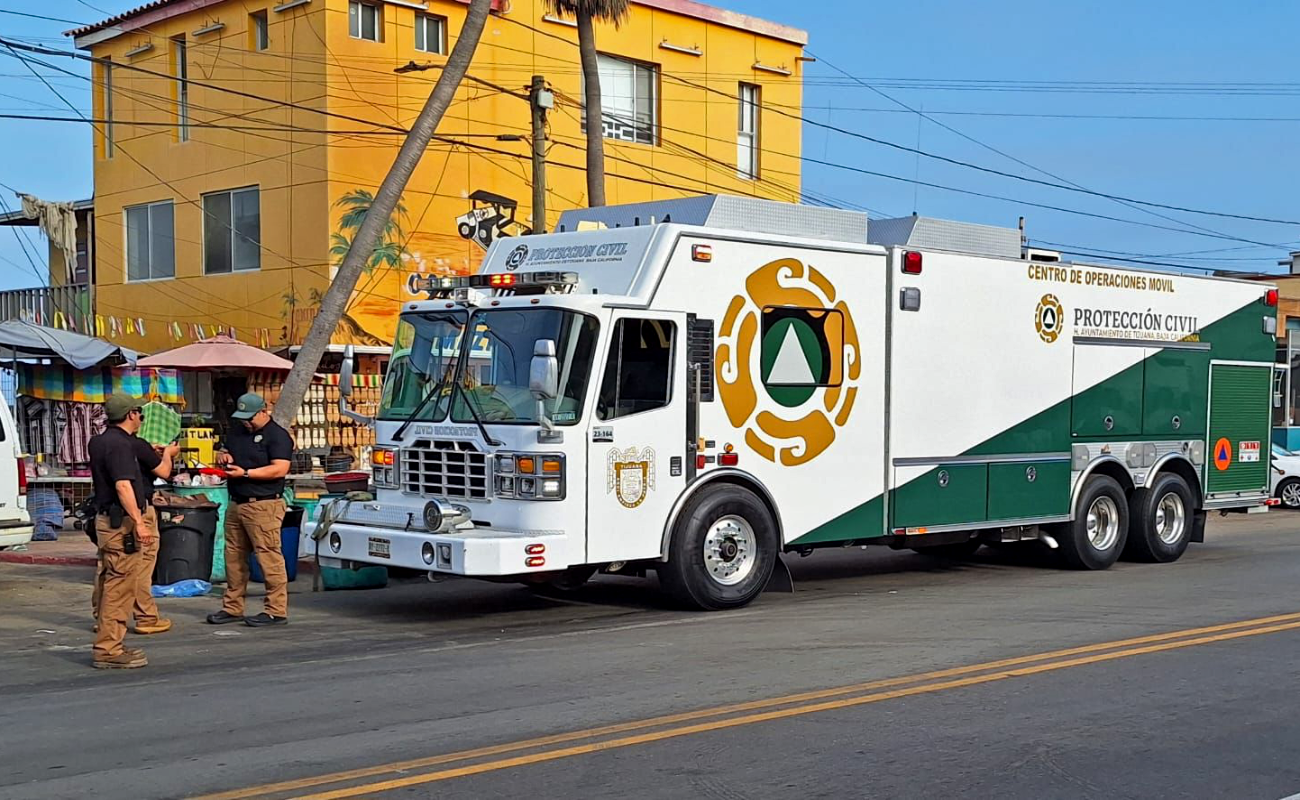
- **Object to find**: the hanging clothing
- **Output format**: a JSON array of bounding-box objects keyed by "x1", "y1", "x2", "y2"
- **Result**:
[
  {"x1": 59, "y1": 401, "x2": 106, "y2": 466},
  {"x1": 20, "y1": 396, "x2": 58, "y2": 457}
]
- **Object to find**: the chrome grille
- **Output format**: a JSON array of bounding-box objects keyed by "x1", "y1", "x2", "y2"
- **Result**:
[{"x1": 401, "y1": 440, "x2": 490, "y2": 500}]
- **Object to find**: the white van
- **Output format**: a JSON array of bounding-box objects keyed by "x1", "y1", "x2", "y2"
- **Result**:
[{"x1": 0, "y1": 396, "x2": 33, "y2": 549}]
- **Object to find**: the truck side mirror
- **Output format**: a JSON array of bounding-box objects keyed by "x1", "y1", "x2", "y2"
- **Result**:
[
  {"x1": 529, "y1": 339, "x2": 559, "y2": 400},
  {"x1": 336, "y1": 344, "x2": 373, "y2": 426},
  {"x1": 339, "y1": 344, "x2": 355, "y2": 398}
]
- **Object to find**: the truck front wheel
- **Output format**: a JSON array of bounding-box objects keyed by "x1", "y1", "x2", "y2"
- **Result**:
[
  {"x1": 659, "y1": 485, "x2": 778, "y2": 611},
  {"x1": 1125, "y1": 473, "x2": 1194, "y2": 563},
  {"x1": 1057, "y1": 475, "x2": 1129, "y2": 570}
]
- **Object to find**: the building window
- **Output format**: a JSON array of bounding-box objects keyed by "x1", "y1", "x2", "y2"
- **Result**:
[
  {"x1": 103, "y1": 56, "x2": 114, "y2": 158},
  {"x1": 597, "y1": 319, "x2": 675, "y2": 419},
  {"x1": 415, "y1": 13, "x2": 446, "y2": 54},
  {"x1": 203, "y1": 187, "x2": 261, "y2": 274},
  {"x1": 125, "y1": 201, "x2": 175, "y2": 282},
  {"x1": 349, "y1": 1, "x2": 380, "y2": 41},
  {"x1": 173, "y1": 36, "x2": 189, "y2": 141},
  {"x1": 251, "y1": 11, "x2": 269, "y2": 51},
  {"x1": 585, "y1": 54, "x2": 657, "y2": 145},
  {"x1": 737, "y1": 82, "x2": 760, "y2": 180}
]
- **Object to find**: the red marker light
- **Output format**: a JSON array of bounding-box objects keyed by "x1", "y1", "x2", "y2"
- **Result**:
[
  {"x1": 696, "y1": 454, "x2": 707, "y2": 470},
  {"x1": 525, "y1": 556, "x2": 546, "y2": 568},
  {"x1": 718, "y1": 453, "x2": 739, "y2": 467},
  {"x1": 692, "y1": 245, "x2": 713, "y2": 263},
  {"x1": 903, "y1": 251, "x2": 923, "y2": 275},
  {"x1": 1266, "y1": 289, "x2": 1279, "y2": 307},
  {"x1": 524, "y1": 544, "x2": 546, "y2": 555}
]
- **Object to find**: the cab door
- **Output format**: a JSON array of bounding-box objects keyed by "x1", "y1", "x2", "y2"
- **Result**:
[{"x1": 585, "y1": 311, "x2": 688, "y2": 563}]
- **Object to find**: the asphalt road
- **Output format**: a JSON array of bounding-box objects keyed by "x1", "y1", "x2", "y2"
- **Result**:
[{"x1": 1, "y1": 511, "x2": 1299, "y2": 800}]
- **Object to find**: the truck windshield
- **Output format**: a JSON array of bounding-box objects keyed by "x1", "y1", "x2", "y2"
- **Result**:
[
  {"x1": 377, "y1": 311, "x2": 466, "y2": 422},
  {"x1": 378, "y1": 308, "x2": 599, "y2": 426},
  {"x1": 450, "y1": 308, "x2": 600, "y2": 426}
]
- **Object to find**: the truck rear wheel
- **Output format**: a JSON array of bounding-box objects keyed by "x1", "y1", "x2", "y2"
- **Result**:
[
  {"x1": 659, "y1": 485, "x2": 778, "y2": 611},
  {"x1": 1125, "y1": 473, "x2": 1194, "y2": 563},
  {"x1": 1057, "y1": 475, "x2": 1129, "y2": 570}
]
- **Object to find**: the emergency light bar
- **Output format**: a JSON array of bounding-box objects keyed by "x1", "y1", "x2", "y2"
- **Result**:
[{"x1": 408, "y1": 271, "x2": 579, "y2": 299}]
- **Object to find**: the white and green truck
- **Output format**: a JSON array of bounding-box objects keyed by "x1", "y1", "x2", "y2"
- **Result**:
[{"x1": 307, "y1": 196, "x2": 1278, "y2": 609}]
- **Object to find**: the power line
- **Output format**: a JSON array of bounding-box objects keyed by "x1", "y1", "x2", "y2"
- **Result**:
[{"x1": 499, "y1": 15, "x2": 1300, "y2": 229}]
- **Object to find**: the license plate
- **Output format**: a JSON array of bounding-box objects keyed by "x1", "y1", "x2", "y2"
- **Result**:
[{"x1": 367, "y1": 537, "x2": 391, "y2": 559}]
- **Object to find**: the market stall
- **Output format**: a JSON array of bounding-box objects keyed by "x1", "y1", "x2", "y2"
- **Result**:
[{"x1": 0, "y1": 320, "x2": 178, "y2": 538}]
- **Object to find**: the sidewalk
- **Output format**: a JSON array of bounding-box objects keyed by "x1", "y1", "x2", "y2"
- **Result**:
[{"x1": 0, "y1": 535, "x2": 97, "y2": 567}]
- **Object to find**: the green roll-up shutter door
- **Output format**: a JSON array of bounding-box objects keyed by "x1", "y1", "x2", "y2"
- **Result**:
[{"x1": 1206, "y1": 364, "x2": 1271, "y2": 495}]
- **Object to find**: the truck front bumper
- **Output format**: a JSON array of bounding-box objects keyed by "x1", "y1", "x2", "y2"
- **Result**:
[
  {"x1": 300, "y1": 520, "x2": 572, "y2": 576},
  {"x1": 0, "y1": 524, "x2": 34, "y2": 549}
]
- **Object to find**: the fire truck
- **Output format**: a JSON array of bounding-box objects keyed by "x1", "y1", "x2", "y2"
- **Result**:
[{"x1": 305, "y1": 196, "x2": 1278, "y2": 610}]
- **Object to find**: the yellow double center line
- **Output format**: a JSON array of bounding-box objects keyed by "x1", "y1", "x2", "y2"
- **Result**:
[{"x1": 202, "y1": 611, "x2": 1300, "y2": 800}]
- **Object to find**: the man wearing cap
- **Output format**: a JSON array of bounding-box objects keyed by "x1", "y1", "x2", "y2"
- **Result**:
[
  {"x1": 89, "y1": 395, "x2": 180, "y2": 669},
  {"x1": 207, "y1": 392, "x2": 293, "y2": 627}
]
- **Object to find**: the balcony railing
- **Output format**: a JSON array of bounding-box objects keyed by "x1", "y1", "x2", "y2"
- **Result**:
[{"x1": 0, "y1": 283, "x2": 95, "y2": 330}]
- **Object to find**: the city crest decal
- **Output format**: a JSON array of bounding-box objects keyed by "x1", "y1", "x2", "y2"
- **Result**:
[{"x1": 607, "y1": 446, "x2": 656, "y2": 509}]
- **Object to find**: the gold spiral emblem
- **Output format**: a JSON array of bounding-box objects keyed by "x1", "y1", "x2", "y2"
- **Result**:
[
  {"x1": 716, "y1": 258, "x2": 860, "y2": 467},
  {"x1": 1036, "y1": 293, "x2": 1064, "y2": 344}
]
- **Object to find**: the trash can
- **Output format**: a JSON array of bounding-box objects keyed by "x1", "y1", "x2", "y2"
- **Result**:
[
  {"x1": 249, "y1": 506, "x2": 304, "y2": 583},
  {"x1": 173, "y1": 483, "x2": 229, "y2": 582},
  {"x1": 153, "y1": 500, "x2": 219, "y2": 586}
]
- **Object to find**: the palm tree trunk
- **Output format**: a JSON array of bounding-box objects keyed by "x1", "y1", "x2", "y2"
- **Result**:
[
  {"x1": 273, "y1": 0, "x2": 494, "y2": 427},
  {"x1": 577, "y1": 11, "x2": 607, "y2": 207}
]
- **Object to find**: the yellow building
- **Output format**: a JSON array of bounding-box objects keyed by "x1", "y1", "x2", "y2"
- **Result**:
[{"x1": 70, "y1": 0, "x2": 808, "y2": 353}]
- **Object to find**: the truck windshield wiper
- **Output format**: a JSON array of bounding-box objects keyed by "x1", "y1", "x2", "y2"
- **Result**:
[
  {"x1": 454, "y1": 380, "x2": 503, "y2": 446},
  {"x1": 393, "y1": 367, "x2": 454, "y2": 442}
]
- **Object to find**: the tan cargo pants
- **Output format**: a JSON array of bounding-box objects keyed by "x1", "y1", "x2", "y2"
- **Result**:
[
  {"x1": 92, "y1": 506, "x2": 160, "y2": 626},
  {"x1": 221, "y1": 497, "x2": 288, "y2": 618},
  {"x1": 92, "y1": 509, "x2": 154, "y2": 659}
]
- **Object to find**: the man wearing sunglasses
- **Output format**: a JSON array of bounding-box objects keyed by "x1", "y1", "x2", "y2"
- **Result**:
[{"x1": 88, "y1": 395, "x2": 179, "y2": 669}]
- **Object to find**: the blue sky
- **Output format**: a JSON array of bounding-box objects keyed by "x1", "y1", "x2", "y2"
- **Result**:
[{"x1": 1, "y1": 0, "x2": 1298, "y2": 291}]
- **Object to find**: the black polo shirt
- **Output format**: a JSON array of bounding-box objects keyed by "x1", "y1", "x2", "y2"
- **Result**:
[
  {"x1": 225, "y1": 419, "x2": 293, "y2": 501},
  {"x1": 89, "y1": 426, "x2": 162, "y2": 510}
]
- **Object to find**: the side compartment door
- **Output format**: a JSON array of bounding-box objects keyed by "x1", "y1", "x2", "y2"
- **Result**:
[
  {"x1": 586, "y1": 312, "x2": 688, "y2": 563},
  {"x1": 1206, "y1": 362, "x2": 1272, "y2": 499}
]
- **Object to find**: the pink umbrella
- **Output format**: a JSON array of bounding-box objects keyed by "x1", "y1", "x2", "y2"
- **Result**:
[{"x1": 137, "y1": 334, "x2": 296, "y2": 371}]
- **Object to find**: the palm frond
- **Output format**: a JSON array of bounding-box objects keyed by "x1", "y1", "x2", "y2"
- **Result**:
[{"x1": 544, "y1": 0, "x2": 629, "y2": 24}]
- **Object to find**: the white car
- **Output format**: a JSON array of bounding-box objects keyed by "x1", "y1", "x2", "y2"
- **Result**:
[
  {"x1": 1271, "y1": 444, "x2": 1300, "y2": 509},
  {"x1": 0, "y1": 396, "x2": 33, "y2": 549}
]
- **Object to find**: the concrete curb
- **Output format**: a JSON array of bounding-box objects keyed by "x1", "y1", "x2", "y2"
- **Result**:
[{"x1": 0, "y1": 552, "x2": 98, "y2": 567}]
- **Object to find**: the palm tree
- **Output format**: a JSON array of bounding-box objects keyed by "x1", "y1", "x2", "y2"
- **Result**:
[
  {"x1": 546, "y1": 0, "x2": 631, "y2": 207},
  {"x1": 274, "y1": 0, "x2": 494, "y2": 427},
  {"x1": 329, "y1": 189, "x2": 409, "y2": 273}
]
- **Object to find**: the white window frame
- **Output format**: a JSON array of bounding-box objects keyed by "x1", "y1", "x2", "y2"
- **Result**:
[
  {"x1": 251, "y1": 11, "x2": 269, "y2": 51},
  {"x1": 124, "y1": 200, "x2": 176, "y2": 283},
  {"x1": 202, "y1": 186, "x2": 262, "y2": 275},
  {"x1": 585, "y1": 54, "x2": 658, "y2": 146},
  {"x1": 173, "y1": 36, "x2": 189, "y2": 141},
  {"x1": 349, "y1": 0, "x2": 381, "y2": 42},
  {"x1": 738, "y1": 82, "x2": 760, "y2": 180},
  {"x1": 414, "y1": 12, "x2": 446, "y2": 54}
]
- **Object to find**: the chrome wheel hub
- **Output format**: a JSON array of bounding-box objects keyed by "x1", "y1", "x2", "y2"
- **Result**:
[
  {"x1": 1086, "y1": 496, "x2": 1121, "y2": 552},
  {"x1": 703, "y1": 515, "x2": 756, "y2": 586},
  {"x1": 1153, "y1": 492, "x2": 1186, "y2": 545}
]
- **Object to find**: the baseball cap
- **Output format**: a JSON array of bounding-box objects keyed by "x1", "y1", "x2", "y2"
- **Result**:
[
  {"x1": 104, "y1": 394, "x2": 143, "y2": 423},
  {"x1": 232, "y1": 392, "x2": 266, "y2": 420}
]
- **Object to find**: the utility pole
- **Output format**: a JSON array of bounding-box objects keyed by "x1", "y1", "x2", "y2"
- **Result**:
[{"x1": 530, "y1": 75, "x2": 552, "y2": 235}]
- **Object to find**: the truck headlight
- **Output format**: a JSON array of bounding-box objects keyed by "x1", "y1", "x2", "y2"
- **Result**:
[{"x1": 494, "y1": 452, "x2": 565, "y2": 500}]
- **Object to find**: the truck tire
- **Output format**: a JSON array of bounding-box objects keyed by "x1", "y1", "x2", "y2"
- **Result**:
[
  {"x1": 1057, "y1": 475, "x2": 1129, "y2": 570},
  {"x1": 1125, "y1": 473, "x2": 1194, "y2": 563},
  {"x1": 1276, "y1": 477, "x2": 1300, "y2": 509},
  {"x1": 659, "y1": 485, "x2": 778, "y2": 611}
]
